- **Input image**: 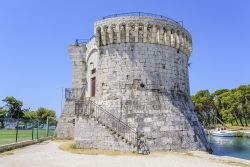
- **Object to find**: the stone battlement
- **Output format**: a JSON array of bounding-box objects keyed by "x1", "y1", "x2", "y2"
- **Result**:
[{"x1": 94, "y1": 14, "x2": 192, "y2": 56}]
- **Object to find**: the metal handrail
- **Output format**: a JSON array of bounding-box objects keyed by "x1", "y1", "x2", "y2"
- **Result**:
[
  {"x1": 74, "y1": 35, "x2": 95, "y2": 46},
  {"x1": 89, "y1": 100, "x2": 137, "y2": 133},
  {"x1": 84, "y1": 99, "x2": 138, "y2": 146},
  {"x1": 74, "y1": 39, "x2": 89, "y2": 46},
  {"x1": 65, "y1": 88, "x2": 85, "y2": 101},
  {"x1": 103, "y1": 12, "x2": 183, "y2": 26},
  {"x1": 73, "y1": 97, "x2": 150, "y2": 154},
  {"x1": 84, "y1": 99, "x2": 150, "y2": 154}
]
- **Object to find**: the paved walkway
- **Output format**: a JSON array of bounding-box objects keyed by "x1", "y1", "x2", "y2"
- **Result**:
[{"x1": 0, "y1": 141, "x2": 249, "y2": 167}]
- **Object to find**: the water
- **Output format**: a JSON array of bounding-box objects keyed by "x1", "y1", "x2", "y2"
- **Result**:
[{"x1": 207, "y1": 135, "x2": 250, "y2": 160}]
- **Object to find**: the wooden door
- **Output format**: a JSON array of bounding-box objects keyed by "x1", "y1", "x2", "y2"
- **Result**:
[{"x1": 91, "y1": 77, "x2": 96, "y2": 97}]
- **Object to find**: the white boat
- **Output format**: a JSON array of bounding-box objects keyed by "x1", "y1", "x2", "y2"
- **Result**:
[
  {"x1": 245, "y1": 131, "x2": 250, "y2": 138},
  {"x1": 210, "y1": 127, "x2": 235, "y2": 137}
]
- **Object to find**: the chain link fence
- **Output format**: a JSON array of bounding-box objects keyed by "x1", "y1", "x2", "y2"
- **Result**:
[{"x1": 0, "y1": 117, "x2": 57, "y2": 146}]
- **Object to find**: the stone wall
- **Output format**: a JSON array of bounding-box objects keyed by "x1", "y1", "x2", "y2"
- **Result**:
[
  {"x1": 56, "y1": 44, "x2": 87, "y2": 138},
  {"x1": 58, "y1": 14, "x2": 211, "y2": 152},
  {"x1": 56, "y1": 101, "x2": 76, "y2": 138},
  {"x1": 68, "y1": 44, "x2": 87, "y2": 89},
  {"x1": 75, "y1": 117, "x2": 136, "y2": 152},
  {"x1": 93, "y1": 42, "x2": 209, "y2": 151}
]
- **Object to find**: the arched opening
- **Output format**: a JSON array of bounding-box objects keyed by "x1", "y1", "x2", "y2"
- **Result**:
[
  {"x1": 120, "y1": 24, "x2": 126, "y2": 42},
  {"x1": 129, "y1": 24, "x2": 135, "y2": 42},
  {"x1": 103, "y1": 26, "x2": 109, "y2": 45},
  {"x1": 87, "y1": 49, "x2": 98, "y2": 98},
  {"x1": 111, "y1": 24, "x2": 117, "y2": 43},
  {"x1": 138, "y1": 23, "x2": 144, "y2": 43},
  {"x1": 155, "y1": 25, "x2": 160, "y2": 44},
  {"x1": 147, "y1": 24, "x2": 153, "y2": 43},
  {"x1": 96, "y1": 27, "x2": 102, "y2": 46}
]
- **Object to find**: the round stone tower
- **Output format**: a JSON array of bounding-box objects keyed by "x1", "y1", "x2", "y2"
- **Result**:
[
  {"x1": 58, "y1": 13, "x2": 211, "y2": 152},
  {"x1": 89, "y1": 14, "x2": 210, "y2": 151}
]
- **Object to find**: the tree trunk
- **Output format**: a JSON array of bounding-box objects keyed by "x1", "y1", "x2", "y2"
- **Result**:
[
  {"x1": 0, "y1": 120, "x2": 4, "y2": 128},
  {"x1": 235, "y1": 119, "x2": 239, "y2": 125},
  {"x1": 233, "y1": 111, "x2": 239, "y2": 125},
  {"x1": 239, "y1": 117, "x2": 244, "y2": 126},
  {"x1": 244, "y1": 116, "x2": 248, "y2": 126}
]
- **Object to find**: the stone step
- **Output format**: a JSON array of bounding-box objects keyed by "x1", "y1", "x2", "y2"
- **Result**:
[{"x1": 85, "y1": 109, "x2": 145, "y2": 154}]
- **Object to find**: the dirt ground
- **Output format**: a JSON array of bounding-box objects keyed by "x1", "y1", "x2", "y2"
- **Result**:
[{"x1": 0, "y1": 141, "x2": 249, "y2": 167}]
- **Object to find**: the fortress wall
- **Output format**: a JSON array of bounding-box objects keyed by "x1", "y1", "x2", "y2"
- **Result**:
[
  {"x1": 58, "y1": 15, "x2": 211, "y2": 152},
  {"x1": 94, "y1": 42, "x2": 208, "y2": 151},
  {"x1": 75, "y1": 117, "x2": 136, "y2": 152},
  {"x1": 89, "y1": 16, "x2": 209, "y2": 151}
]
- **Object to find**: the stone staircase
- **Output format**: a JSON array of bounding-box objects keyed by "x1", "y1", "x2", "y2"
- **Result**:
[{"x1": 77, "y1": 99, "x2": 150, "y2": 155}]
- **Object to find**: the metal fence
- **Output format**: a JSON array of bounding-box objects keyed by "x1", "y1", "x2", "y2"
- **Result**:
[
  {"x1": 0, "y1": 117, "x2": 57, "y2": 146},
  {"x1": 102, "y1": 12, "x2": 183, "y2": 26}
]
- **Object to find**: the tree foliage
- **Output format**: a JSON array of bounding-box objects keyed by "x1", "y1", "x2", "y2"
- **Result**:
[
  {"x1": 36, "y1": 107, "x2": 56, "y2": 121},
  {"x1": 192, "y1": 84, "x2": 250, "y2": 127},
  {"x1": 2, "y1": 96, "x2": 23, "y2": 119},
  {"x1": 0, "y1": 96, "x2": 56, "y2": 121},
  {"x1": 23, "y1": 109, "x2": 38, "y2": 120}
]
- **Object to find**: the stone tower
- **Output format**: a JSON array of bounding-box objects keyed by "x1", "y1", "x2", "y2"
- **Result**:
[{"x1": 57, "y1": 13, "x2": 211, "y2": 153}]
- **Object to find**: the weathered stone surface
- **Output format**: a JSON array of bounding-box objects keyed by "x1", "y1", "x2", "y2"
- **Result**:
[
  {"x1": 57, "y1": 14, "x2": 211, "y2": 152},
  {"x1": 75, "y1": 117, "x2": 135, "y2": 152},
  {"x1": 56, "y1": 101, "x2": 75, "y2": 138}
]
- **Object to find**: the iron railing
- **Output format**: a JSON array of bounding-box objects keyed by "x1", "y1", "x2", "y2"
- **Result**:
[
  {"x1": 79, "y1": 99, "x2": 150, "y2": 154},
  {"x1": 65, "y1": 88, "x2": 85, "y2": 101},
  {"x1": 74, "y1": 39, "x2": 89, "y2": 46},
  {"x1": 103, "y1": 12, "x2": 183, "y2": 26},
  {"x1": 74, "y1": 36, "x2": 95, "y2": 46}
]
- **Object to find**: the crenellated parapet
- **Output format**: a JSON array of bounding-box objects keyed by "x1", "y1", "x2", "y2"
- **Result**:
[{"x1": 94, "y1": 15, "x2": 192, "y2": 56}]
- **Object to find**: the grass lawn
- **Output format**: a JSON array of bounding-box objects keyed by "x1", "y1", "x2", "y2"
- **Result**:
[{"x1": 0, "y1": 129, "x2": 55, "y2": 146}]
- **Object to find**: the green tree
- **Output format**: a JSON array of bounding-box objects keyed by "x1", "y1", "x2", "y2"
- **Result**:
[
  {"x1": 192, "y1": 84, "x2": 250, "y2": 127},
  {"x1": 192, "y1": 90, "x2": 214, "y2": 127},
  {"x1": 23, "y1": 109, "x2": 37, "y2": 120},
  {"x1": 36, "y1": 107, "x2": 56, "y2": 121},
  {"x1": 212, "y1": 89, "x2": 229, "y2": 123},
  {"x1": 220, "y1": 90, "x2": 243, "y2": 126},
  {"x1": 2, "y1": 96, "x2": 23, "y2": 119},
  {"x1": 0, "y1": 106, "x2": 7, "y2": 128},
  {"x1": 237, "y1": 85, "x2": 250, "y2": 126}
]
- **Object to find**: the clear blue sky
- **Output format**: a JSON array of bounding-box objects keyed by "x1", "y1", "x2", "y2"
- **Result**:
[{"x1": 0, "y1": 0, "x2": 249, "y2": 117}]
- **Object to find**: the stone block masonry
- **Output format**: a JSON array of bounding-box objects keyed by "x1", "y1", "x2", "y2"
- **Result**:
[
  {"x1": 57, "y1": 13, "x2": 211, "y2": 153},
  {"x1": 75, "y1": 117, "x2": 135, "y2": 152}
]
